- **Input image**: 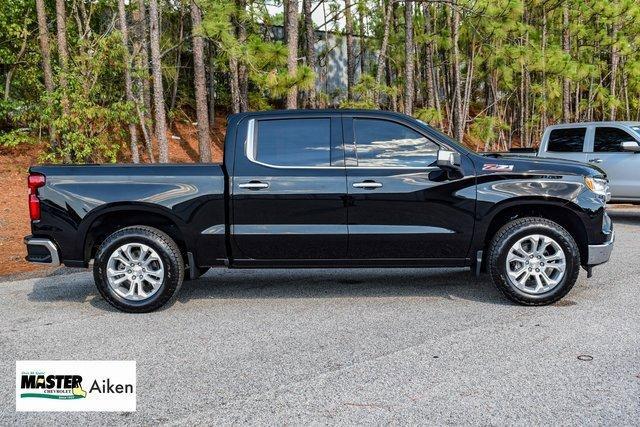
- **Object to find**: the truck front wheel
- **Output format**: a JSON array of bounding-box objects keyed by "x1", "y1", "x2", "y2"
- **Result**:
[
  {"x1": 93, "y1": 226, "x2": 185, "y2": 313},
  {"x1": 488, "y1": 217, "x2": 580, "y2": 305}
]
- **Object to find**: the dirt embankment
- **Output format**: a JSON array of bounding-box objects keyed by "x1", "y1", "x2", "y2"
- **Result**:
[{"x1": 0, "y1": 118, "x2": 226, "y2": 276}]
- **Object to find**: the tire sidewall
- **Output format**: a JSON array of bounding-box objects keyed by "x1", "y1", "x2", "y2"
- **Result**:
[
  {"x1": 493, "y1": 222, "x2": 580, "y2": 303},
  {"x1": 94, "y1": 230, "x2": 181, "y2": 312}
]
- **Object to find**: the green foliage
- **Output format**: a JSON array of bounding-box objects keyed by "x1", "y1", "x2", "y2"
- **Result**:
[
  {"x1": 414, "y1": 108, "x2": 443, "y2": 126},
  {"x1": 4, "y1": 0, "x2": 640, "y2": 160},
  {"x1": 469, "y1": 116, "x2": 510, "y2": 148}
]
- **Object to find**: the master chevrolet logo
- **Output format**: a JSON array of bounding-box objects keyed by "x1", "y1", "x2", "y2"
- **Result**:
[
  {"x1": 20, "y1": 374, "x2": 86, "y2": 400},
  {"x1": 16, "y1": 361, "x2": 136, "y2": 412}
]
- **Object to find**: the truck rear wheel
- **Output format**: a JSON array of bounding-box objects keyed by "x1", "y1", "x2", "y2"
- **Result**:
[
  {"x1": 488, "y1": 217, "x2": 580, "y2": 305},
  {"x1": 93, "y1": 226, "x2": 184, "y2": 313}
]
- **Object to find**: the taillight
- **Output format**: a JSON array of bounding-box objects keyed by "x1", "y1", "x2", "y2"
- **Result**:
[{"x1": 28, "y1": 173, "x2": 45, "y2": 221}]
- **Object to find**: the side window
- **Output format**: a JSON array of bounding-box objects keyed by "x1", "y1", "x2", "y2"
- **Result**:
[
  {"x1": 353, "y1": 119, "x2": 438, "y2": 167},
  {"x1": 253, "y1": 118, "x2": 331, "y2": 167},
  {"x1": 594, "y1": 127, "x2": 636, "y2": 152},
  {"x1": 547, "y1": 128, "x2": 586, "y2": 152}
]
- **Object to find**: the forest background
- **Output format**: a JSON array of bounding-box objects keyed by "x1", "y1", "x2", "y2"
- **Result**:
[{"x1": 2, "y1": 0, "x2": 640, "y2": 162}]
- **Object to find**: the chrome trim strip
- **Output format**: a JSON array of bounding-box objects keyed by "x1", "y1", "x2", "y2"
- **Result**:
[
  {"x1": 230, "y1": 224, "x2": 454, "y2": 235},
  {"x1": 244, "y1": 118, "x2": 440, "y2": 171},
  {"x1": 349, "y1": 225, "x2": 455, "y2": 234},
  {"x1": 233, "y1": 224, "x2": 347, "y2": 235},
  {"x1": 25, "y1": 237, "x2": 60, "y2": 266},
  {"x1": 201, "y1": 224, "x2": 226, "y2": 235},
  {"x1": 587, "y1": 231, "x2": 615, "y2": 265}
]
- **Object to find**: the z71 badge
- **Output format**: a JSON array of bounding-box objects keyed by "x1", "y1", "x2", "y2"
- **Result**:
[{"x1": 482, "y1": 163, "x2": 514, "y2": 172}]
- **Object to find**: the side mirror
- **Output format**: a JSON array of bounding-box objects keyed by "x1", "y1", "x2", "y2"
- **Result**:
[
  {"x1": 436, "y1": 149, "x2": 461, "y2": 170},
  {"x1": 621, "y1": 141, "x2": 640, "y2": 152}
]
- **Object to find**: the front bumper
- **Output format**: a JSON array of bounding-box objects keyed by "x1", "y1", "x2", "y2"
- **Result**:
[
  {"x1": 587, "y1": 231, "x2": 615, "y2": 266},
  {"x1": 24, "y1": 236, "x2": 60, "y2": 266}
]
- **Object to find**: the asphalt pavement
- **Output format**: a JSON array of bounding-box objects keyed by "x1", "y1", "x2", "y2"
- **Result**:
[{"x1": 1, "y1": 209, "x2": 639, "y2": 425}]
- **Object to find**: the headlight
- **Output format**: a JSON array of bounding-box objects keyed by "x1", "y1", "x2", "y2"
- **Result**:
[{"x1": 584, "y1": 177, "x2": 610, "y2": 201}]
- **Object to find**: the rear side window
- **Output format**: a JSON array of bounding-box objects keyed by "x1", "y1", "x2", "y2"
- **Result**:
[
  {"x1": 353, "y1": 119, "x2": 438, "y2": 167},
  {"x1": 547, "y1": 128, "x2": 586, "y2": 152},
  {"x1": 594, "y1": 127, "x2": 636, "y2": 152},
  {"x1": 254, "y1": 118, "x2": 331, "y2": 167}
]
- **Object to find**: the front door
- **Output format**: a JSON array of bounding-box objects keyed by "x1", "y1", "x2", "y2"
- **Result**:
[
  {"x1": 231, "y1": 114, "x2": 347, "y2": 260},
  {"x1": 343, "y1": 115, "x2": 475, "y2": 259},
  {"x1": 589, "y1": 126, "x2": 640, "y2": 200}
]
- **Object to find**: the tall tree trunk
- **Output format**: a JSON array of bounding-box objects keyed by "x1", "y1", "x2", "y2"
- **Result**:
[
  {"x1": 609, "y1": 22, "x2": 620, "y2": 120},
  {"x1": 148, "y1": 0, "x2": 169, "y2": 163},
  {"x1": 137, "y1": 0, "x2": 153, "y2": 121},
  {"x1": 236, "y1": 0, "x2": 248, "y2": 112},
  {"x1": 54, "y1": 0, "x2": 70, "y2": 116},
  {"x1": 170, "y1": 6, "x2": 185, "y2": 113},
  {"x1": 35, "y1": 0, "x2": 56, "y2": 146},
  {"x1": 562, "y1": 3, "x2": 571, "y2": 122},
  {"x1": 422, "y1": 3, "x2": 435, "y2": 109},
  {"x1": 404, "y1": 1, "x2": 414, "y2": 115},
  {"x1": 208, "y1": 41, "x2": 216, "y2": 128},
  {"x1": 450, "y1": 6, "x2": 463, "y2": 143},
  {"x1": 285, "y1": 0, "x2": 299, "y2": 109},
  {"x1": 229, "y1": 55, "x2": 241, "y2": 113},
  {"x1": 133, "y1": 0, "x2": 154, "y2": 162},
  {"x1": 190, "y1": 0, "x2": 211, "y2": 163},
  {"x1": 540, "y1": 6, "x2": 547, "y2": 134},
  {"x1": 302, "y1": 0, "x2": 317, "y2": 108},
  {"x1": 358, "y1": 0, "x2": 366, "y2": 75},
  {"x1": 118, "y1": 0, "x2": 140, "y2": 163},
  {"x1": 461, "y1": 41, "x2": 476, "y2": 138},
  {"x1": 375, "y1": 0, "x2": 393, "y2": 105},
  {"x1": 344, "y1": 0, "x2": 355, "y2": 100}
]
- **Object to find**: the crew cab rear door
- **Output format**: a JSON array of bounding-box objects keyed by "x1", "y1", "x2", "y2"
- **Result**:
[
  {"x1": 231, "y1": 113, "x2": 347, "y2": 260},
  {"x1": 342, "y1": 114, "x2": 475, "y2": 259}
]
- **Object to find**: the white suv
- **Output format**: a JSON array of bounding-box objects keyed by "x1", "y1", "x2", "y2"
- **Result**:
[{"x1": 537, "y1": 122, "x2": 640, "y2": 203}]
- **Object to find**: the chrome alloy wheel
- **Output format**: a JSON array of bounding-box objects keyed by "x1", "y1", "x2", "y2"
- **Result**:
[
  {"x1": 505, "y1": 234, "x2": 566, "y2": 295},
  {"x1": 106, "y1": 243, "x2": 165, "y2": 301}
]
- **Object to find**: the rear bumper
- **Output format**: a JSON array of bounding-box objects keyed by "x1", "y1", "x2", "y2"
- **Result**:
[
  {"x1": 587, "y1": 231, "x2": 615, "y2": 266},
  {"x1": 24, "y1": 236, "x2": 60, "y2": 266}
]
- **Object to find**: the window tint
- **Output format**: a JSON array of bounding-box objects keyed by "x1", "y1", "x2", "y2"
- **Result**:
[
  {"x1": 547, "y1": 128, "x2": 586, "y2": 152},
  {"x1": 254, "y1": 119, "x2": 331, "y2": 167},
  {"x1": 594, "y1": 127, "x2": 636, "y2": 152},
  {"x1": 353, "y1": 119, "x2": 438, "y2": 167}
]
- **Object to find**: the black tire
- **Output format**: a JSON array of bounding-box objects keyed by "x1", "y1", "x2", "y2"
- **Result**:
[
  {"x1": 488, "y1": 217, "x2": 580, "y2": 305},
  {"x1": 93, "y1": 226, "x2": 184, "y2": 313}
]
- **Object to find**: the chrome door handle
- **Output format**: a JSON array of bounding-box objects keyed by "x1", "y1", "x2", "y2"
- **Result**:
[
  {"x1": 589, "y1": 158, "x2": 603, "y2": 163},
  {"x1": 239, "y1": 181, "x2": 269, "y2": 190},
  {"x1": 353, "y1": 181, "x2": 382, "y2": 189}
]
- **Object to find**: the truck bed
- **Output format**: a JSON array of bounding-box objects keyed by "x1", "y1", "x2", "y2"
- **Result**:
[{"x1": 29, "y1": 163, "x2": 227, "y2": 266}]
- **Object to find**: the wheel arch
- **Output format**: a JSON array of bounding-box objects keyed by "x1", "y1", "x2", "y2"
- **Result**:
[
  {"x1": 80, "y1": 203, "x2": 190, "y2": 263},
  {"x1": 479, "y1": 198, "x2": 589, "y2": 266}
]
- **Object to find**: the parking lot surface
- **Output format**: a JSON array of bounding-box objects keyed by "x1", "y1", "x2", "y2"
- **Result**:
[{"x1": 1, "y1": 209, "x2": 639, "y2": 425}]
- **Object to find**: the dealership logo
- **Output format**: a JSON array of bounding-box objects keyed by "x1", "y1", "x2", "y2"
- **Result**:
[
  {"x1": 16, "y1": 361, "x2": 136, "y2": 412},
  {"x1": 20, "y1": 373, "x2": 87, "y2": 399}
]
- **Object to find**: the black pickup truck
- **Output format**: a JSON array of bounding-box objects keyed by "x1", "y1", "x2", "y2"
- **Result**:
[{"x1": 24, "y1": 110, "x2": 614, "y2": 312}]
